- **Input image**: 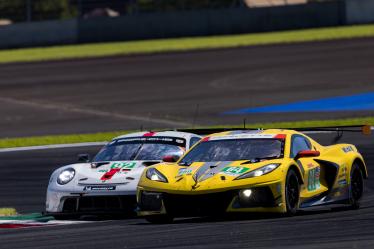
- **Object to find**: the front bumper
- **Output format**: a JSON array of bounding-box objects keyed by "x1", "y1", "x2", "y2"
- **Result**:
[
  {"x1": 46, "y1": 189, "x2": 137, "y2": 215},
  {"x1": 137, "y1": 183, "x2": 285, "y2": 217}
]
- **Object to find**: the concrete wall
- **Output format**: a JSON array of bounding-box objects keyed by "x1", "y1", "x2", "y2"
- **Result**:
[
  {"x1": 1, "y1": 0, "x2": 373, "y2": 50},
  {"x1": 346, "y1": 0, "x2": 374, "y2": 24},
  {"x1": 78, "y1": 1, "x2": 344, "y2": 43},
  {"x1": 0, "y1": 19, "x2": 77, "y2": 49}
]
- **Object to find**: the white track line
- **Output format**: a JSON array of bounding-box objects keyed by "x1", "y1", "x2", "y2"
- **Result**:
[
  {"x1": 0, "y1": 96, "x2": 191, "y2": 127},
  {"x1": 0, "y1": 142, "x2": 107, "y2": 153},
  {"x1": 0, "y1": 127, "x2": 371, "y2": 153}
]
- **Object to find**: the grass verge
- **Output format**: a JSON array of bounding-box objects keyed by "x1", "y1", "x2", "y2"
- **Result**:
[
  {"x1": 1, "y1": 24, "x2": 374, "y2": 64},
  {"x1": 0, "y1": 208, "x2": 17, "y2": 217},
  {"x1": 0, "y1": 117, "x2": 372, "y2": 149}
]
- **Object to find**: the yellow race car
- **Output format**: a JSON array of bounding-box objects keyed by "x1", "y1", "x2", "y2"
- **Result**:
[{"x1": 137, "y1": 128, "x2": 368, "y2": 223}]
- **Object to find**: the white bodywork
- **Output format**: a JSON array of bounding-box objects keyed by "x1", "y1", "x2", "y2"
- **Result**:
[{"x1": 46, "y1": 131, "x2": 201, "y2": 214}]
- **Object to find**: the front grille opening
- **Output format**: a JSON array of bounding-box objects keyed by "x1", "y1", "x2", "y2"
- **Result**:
[
  {"x1": 163, "y1": 191, "x2": 237, "y2": 216},
  {"x1": 62, "y1": 196, "x2": 136, "y2": 213}
]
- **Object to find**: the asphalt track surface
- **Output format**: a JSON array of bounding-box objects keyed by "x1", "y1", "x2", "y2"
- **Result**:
[
  {"x1": 0, "y1": 38, "x2": 374, "y2": 137},
  {"x1": 0, "y1": 38, "x2": 374, "y2": 248},
  {"x1": 0, "y1": 133, "x2": 373, "y2": 249}
]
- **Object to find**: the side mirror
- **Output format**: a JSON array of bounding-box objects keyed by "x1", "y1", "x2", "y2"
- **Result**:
[
  {"x1": 294, "y1": 150, "x2": 320, "y2": 161},
  {"x1": 162, "y1": 155, "x2": 180, "y2": 163},
  {"x1": 78, "y1": 154, "x2": 90, "y2": 163}
]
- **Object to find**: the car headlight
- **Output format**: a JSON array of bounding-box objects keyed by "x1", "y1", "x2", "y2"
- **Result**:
[
  {"x1": 235, "y1": 163, "x2": 280, "y2": 180},
  {"x1": 146, "y1": 168, "x2": 168, "y2": 183},
  {"x1": 57, "y1": 168, "x2": 75, "y2": 185}
]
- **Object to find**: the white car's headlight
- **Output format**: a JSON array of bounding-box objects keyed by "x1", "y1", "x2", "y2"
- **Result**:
[
  {"x1": 235, "y1": 163, "x2": 280, "y2": 180},
  {"x1": 146, "y1": 168, "x2": 168, "y2": 183},
  {"x1": 57, "y1": 168, "x2": 75, "y2": 185}
]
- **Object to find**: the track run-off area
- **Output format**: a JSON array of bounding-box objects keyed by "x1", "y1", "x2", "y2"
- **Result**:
[{"x1": 0, "y1": 38, "x2": 373, "y2": 248}]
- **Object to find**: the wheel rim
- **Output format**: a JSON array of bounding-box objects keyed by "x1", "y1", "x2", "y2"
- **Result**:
[
  {"x1": 351, "y1": 169, "x2": 363, "y2": 201},
  {"x1": 286, "y1": 175, "x2": 299, "y2": 209}
]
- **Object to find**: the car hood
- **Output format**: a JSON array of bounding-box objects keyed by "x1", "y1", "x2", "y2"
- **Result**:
[
  {"x1": 74, "y1": 160, "x2": 159, "y2": 185},
  {"x1": 145, "y1": 160, "x2": 284, "y2": 192}
]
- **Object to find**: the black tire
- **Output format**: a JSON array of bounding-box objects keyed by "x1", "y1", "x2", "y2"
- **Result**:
[
  {"x1": 285, "y1": 169, "x2": 300, "y2": 215},
  {"x1": 52, "y1": 214, "x2": 80, "y2": 220},
  {"x1": 349, "y1": 163, "x2": 364, "y2": 210},
  {"x1": 145, "y1": 215, "x2": 174, "y2": 224}
]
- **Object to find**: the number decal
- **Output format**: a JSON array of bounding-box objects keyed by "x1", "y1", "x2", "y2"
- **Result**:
[{"x1": 308, "y1": 167, "x2": 320, "y2": 191}]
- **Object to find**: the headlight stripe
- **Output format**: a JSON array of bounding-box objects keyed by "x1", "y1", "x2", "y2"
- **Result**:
[{"x1": 235, "y1": 163, "x2": 280, "y2": 180}]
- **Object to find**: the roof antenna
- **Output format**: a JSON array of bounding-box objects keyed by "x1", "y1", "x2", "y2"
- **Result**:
[
  {"x1": 332, "y1": 129, "x2": 344, "y2": 144},
  {"x1": 243, "y1": 118, "x2": 246, "y2": 129},
  {"x1": 192, "y1": 104, "x2": 200, "y2": 128}
]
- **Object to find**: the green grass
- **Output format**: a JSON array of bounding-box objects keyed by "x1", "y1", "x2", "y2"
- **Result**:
[
  {"x1": 1, "y1": 24, "x2": 374, "y2": 63},
  {"x1": 0, "y1": 117, "x2": 372, "y2": 149},
  {"x1": 0, "y1": 208, "x2": 17, "y2": 217},
  {"x1": 0, "y1": 131, "x2": 133, "y2": 149}
]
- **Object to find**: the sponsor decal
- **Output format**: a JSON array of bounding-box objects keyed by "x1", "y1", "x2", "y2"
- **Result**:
[
  {"x1": 342, "y1": 146, "x2": 354, "y2": 153},
  {"x1": 338, "y1": 165, "x2": 347, "y2": 179},
  {"x1": 114, "y1": 136, "x2": 186, "y2": 147},
  {"x1": 177, "y1": 168, "x2": 194, "y2": 177},
  {"x1": 228, "y1": 130, "x2": 263, "y2": 135},
  {"x1": 84, "y1": 186, "x2": 116, "y2": 191},
  {"x1": 221, "y1": 166, "x2": 250, "y2": 176},
  {"x1": 307, "y1": 166, "x2": 321, "y2": 191},
  {"x1": 307, "y1": 163, "x2": 315, "y2": 169},
  {"x1": 338, "y1": 179, "x2": 347, "y2": 186},
  {"x1": 306, "y1": 163, "x2": 316, "y2": 169},
  {"x1": 209, "y1": 134, "x2": 275, "y2": 141}
]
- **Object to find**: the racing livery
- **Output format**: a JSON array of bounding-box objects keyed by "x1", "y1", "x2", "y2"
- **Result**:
[
  {"x1": 46, "y1": 131, "x2": 201, "y2": 218},
  {"x1": 137, "y1": 129, "x2": 368, "y2": 223}
]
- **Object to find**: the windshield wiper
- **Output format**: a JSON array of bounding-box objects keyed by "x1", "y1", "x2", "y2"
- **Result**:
[
  {"x1": 130, "y1": 143, "x2": 144, "y2": 160},
  {"x1": 91, "y1": 161, "x2": 111, "y2": 168},
  {"x1": 241, "y1": 156, "x2": 280, "y2": 165},
  {"x1": 178, "y1": 161, "x2": 192, "y2": 166}
]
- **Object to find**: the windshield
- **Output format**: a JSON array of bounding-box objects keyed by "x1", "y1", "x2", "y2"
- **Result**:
[
  {"x1": 93, "y1": 136, "x2": 186, "y2": 162},
  {"x1": 179, "y1": 139, "x2": 283, "y2": 165}
]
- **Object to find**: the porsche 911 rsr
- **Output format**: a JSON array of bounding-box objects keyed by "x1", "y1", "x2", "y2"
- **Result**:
[
  {"x1": 137, "y1": 129, "x2": 368, "y2": 223},
  {"x1": 46, "y1": 131, "x2": 201, "y2": 218}
]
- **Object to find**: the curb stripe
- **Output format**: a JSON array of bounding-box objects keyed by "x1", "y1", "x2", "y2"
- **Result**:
[{"x1": 0, "y1": 142, "x2": 107, "y2": 153}]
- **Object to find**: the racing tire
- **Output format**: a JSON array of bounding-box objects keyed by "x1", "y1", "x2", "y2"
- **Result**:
[
  {"x1": 145, "y1": 215, "x2": 174, "y2": 224},
  {"x1": 285, "y1": 169, "x2": 300, "y2": 216},
  {"x1": 349, "y1": 163, "x2": 364, "y2": 210},
  {"x1": 52, "y1": 214, "x2": 80, "y2": 220}
]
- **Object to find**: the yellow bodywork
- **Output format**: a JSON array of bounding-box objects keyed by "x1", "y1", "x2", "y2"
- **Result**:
[{"x1": 137, "y1": 129, "x2": 367, "y2": 216}]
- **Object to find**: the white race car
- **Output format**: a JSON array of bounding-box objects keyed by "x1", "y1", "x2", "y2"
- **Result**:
[{"x1": 46, "y1": 131, "x2": 201, "y2": 218}]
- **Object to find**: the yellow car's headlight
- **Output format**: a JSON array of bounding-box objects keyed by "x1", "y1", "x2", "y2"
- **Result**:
[
  {"x1": 235, "y1": 163, "x2": 280, "y2": 180},
  {"x1": 146, "y1": 168, "x2": 168, "y2": 183}
]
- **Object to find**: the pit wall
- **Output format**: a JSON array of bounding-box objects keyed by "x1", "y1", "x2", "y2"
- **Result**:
[{"x1": 0, "y1": 0, "x2": 372, "y2": 49}]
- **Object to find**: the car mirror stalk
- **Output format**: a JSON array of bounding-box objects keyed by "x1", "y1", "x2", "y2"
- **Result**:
[{"x1": 294, "y1": 150, "x2": 320, "y2": 161}]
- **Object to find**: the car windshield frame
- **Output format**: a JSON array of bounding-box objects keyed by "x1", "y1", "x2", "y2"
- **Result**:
[
  {"x1": 178, "y1": 138, "x2": 285, "y2": 166},
  {"x1": 93, "y1": 136, "x2": 186, "y2": 162}
]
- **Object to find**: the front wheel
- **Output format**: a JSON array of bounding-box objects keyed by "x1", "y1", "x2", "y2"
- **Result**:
[
  {"x1": 349, "y1": 163, "x2": 364, "y2": 209},
  {"x1": 145, "y1": 215, "x2": 174, "y2": 224},
  {"x1": 285, "y1": 169, "x2": 300, "y2": 215}
]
